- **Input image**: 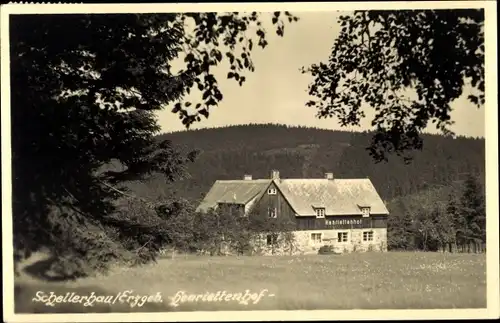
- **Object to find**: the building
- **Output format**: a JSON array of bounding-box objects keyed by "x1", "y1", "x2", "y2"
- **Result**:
[{"x1": 196, "y1": 170, "x2": 389, "y2": 255}]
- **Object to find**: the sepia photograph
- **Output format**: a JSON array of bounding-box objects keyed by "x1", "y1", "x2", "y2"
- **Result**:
[{"x1": 1, "y1": 1, "x2": 498, "y2": 322}]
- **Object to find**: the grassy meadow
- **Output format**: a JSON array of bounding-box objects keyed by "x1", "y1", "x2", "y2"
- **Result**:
[{"x1": 14, "y1": 252, "x2": 486, "y2": 313}]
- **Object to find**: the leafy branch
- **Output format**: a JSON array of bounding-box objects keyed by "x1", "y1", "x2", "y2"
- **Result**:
[{"x1": 302, "y1": 9, "x2": 484, "y2": 162}]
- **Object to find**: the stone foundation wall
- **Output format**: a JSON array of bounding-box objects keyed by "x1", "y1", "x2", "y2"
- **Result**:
[
  {"x1": 245, "y1": 228, "x2": 387, "y2": 256},
  {"x1": 214, "y1": 228, "x2": 387, "y2": 256},
  {"x1": 292, "y1": 228, "x2": 388, "y2": 254}
]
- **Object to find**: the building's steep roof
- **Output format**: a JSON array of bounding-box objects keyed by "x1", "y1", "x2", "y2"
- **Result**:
[
  {"x1": 276, "y1": 178, "x2": 389, "y2": 216},
  {"x1": 196, "y1": 179, "x2": 271, "y2": 212},
  {"x1": 197, "y1": 176, "x2": 389, "y2": 216}
]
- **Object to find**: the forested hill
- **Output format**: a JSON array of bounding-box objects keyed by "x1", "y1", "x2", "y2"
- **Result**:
[{"x1": 137, "y1": 123, "x2": 485, "y2": 205}]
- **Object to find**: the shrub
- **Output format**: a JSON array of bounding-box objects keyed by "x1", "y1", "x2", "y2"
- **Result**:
[
  {"x1": 318, "y1": 245, "x2": 340, "y2": 255},
  {"x1": 36, "y1": 196, "x2": 184, "y2": 278}
]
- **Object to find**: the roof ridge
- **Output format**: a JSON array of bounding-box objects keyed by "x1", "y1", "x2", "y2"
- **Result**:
[
  {"x1": 218, "y1": 178, "x2": 371, "y2": 182},
  {"x1": 280, "y1": 178, "x2": 371, "y2": 180},
  {"x1": 216, "y1": 179, "x2": 272, "y2": 182}
]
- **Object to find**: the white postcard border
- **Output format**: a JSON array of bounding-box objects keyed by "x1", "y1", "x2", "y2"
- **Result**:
[{"x1": 1, "y1": 1, "x2": 498, "y2": 322}]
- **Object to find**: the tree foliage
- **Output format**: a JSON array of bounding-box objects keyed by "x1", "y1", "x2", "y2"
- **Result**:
[
  {"x1": 387, "y1": 174, "x2": 485, "y2": 252},
  {"x1": 302, "y1": 9, "x2": 484, "y2": 162},
  {"x1": 10, "y1": 12, "x2": 297, "y2": 270},
  {"x1": 181, "y1": 205, "x2": 296, "y2": 256},
  {"x1": 457, "y1": 173, "x2": 486, "y2": 246}
]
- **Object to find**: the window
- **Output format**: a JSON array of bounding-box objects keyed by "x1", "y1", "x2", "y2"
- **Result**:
[
  {"x1": 311, "y1": 233, "x2": 322, "y2": 244},
  {"x1": 361, "y1": 207, "x2": 371, "y2": 217},
  {"x1": 266, "y1": 234, "x2": 278, "y2": 246},
  {"x1": 315, "y1": 208, "x2": 325, "y2": 218},
  {"x1": 337, "y1": 232, "x2": 349, "y2": 243},
  {"x1": 363, "y1": 231, "x2": 374, "y2": 242},
  {"x1": 268, "y1": 188, "x2": 277, "y2": 195},
  {"x1": 268, "y1": 207, "x2": 277, "y2": 218}
]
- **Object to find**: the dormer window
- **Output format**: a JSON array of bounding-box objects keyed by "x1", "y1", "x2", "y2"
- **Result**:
[
  {"x1": 268, "y1": 188, "x2": 277, "y2": 195},
  {"x1": 315, "y1": 208, "x2": 325, "y2": 218},
  {"x1": 361, "y1": 207, "x2": 371, "y2": 217}
]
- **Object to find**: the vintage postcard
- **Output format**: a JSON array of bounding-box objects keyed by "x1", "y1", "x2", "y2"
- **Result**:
[{"x1": 1, "y1": 1, "x2": 499, "y2": 322}]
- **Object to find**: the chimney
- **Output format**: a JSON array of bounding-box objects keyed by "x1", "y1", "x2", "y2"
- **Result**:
[
  {"x1": 325, "y1": 172, "x2": 334, "y2": 180},
  {"x1": 243, "y1": 174, "x2": 252, "y2": 180},
  {"x1": 271, "y1": 170, "x2": 280, "y2": 180}
]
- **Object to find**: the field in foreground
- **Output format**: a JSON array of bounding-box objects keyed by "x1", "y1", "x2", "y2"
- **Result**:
[{"x1": 14, "y1": 252, "x2": 486, "y2": 313}]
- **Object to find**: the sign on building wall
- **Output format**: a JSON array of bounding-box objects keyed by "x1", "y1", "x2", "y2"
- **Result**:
[
  {"x1": 296, "y1": 215, "x2": 387, "y2": 230},
  {"x1": 325, "y1": 218, "x2": 364, "y2": 229},
  {"x1": 326, "y1": 218, "x2": 362, "y2": 226},
  {"x1": 324, "y1": 217, "x2": 376, "y2": 229}
]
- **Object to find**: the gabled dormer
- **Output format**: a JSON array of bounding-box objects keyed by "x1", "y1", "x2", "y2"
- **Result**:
[
  {"x1": 357, "y1": 204, "x2": 371, "y2": 217},
  {"x1": 312, "y1": 204, "x2": 326, "y2": 218}
]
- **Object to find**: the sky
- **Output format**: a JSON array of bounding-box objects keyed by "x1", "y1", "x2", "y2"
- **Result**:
[{"x1": 156, "y1": 11, "x2": 485, "y2": 138}]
